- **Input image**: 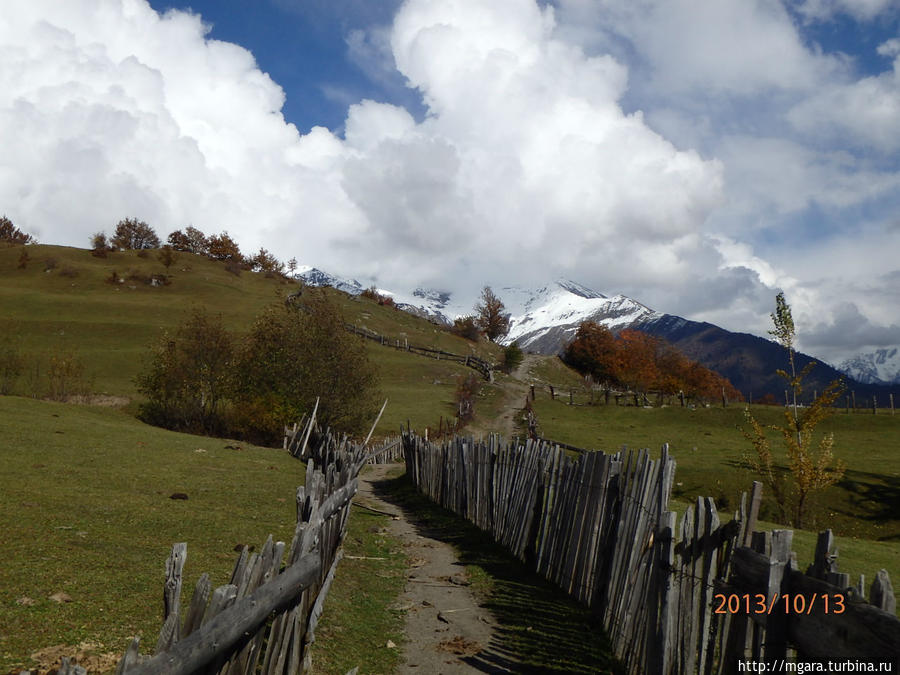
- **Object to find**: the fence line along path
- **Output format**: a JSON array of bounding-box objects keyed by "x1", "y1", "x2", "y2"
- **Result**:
[{"x1": 403, "y1": 432, "x2": 900, "y2": 673}]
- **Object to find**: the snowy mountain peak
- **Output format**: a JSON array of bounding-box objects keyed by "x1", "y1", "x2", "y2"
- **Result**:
[
  {"x1": 504, "y1": 281, "x2": 660, "y2": 350},
  {"x1": 556, "y1": 279, "x2": 607, "y2": 300},
  {"x1": 838, "y1": 348, "x2": 900, "y2": 385},
  {"x1": 295, "y1": 266, "x2": 364, "y2": 296}
]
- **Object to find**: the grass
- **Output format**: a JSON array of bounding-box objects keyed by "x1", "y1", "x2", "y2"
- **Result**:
[
  {"x1": 310, "y1": 469, "x2": 408, "y2": 674},
  {"x1": 0, "y1": 245, "x2": 296, "y2": 397},
  {"x1": 373, "y1": 473, "x2": 624, "y2": 674},
  {"x1": 0, "y1": 396, "x2": 303, "y2": 671},
  {"x1": 0, "y1": 397, "x2": 416, "y2": 673}
]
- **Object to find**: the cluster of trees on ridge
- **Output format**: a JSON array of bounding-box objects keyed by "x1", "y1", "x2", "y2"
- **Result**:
[
  {"x1": 564, "y1": 321, "x2": 743, "y2": 403},
  {"x1": 90, "y1": 218, "x2": 296, "y2": 277}
]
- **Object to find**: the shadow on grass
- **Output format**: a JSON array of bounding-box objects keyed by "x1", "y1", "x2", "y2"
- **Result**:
[{"x1": 372, "y1": 472, "x2": 624, "y2": 675}]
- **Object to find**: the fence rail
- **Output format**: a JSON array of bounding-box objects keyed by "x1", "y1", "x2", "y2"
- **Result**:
[
  {"x1": 345, "y1": 323, "x2": 494, "y2": 380},
  {"x1": 403, "y1": 433, "x2": 900, "y2": 672}
]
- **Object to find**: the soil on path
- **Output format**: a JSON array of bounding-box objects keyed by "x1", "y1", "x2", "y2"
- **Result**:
[
  {"x1": 355, "y1": 464, "x2": 514, "y2": 674},
  {"x1": 467, "y1": 354, "x2": 543, "y2": 441}
]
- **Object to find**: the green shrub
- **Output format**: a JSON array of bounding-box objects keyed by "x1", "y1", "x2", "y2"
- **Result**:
[
  {"x1": 502, "y1": 342, "x2": 524, "y2": 374},
  {"x1": 46, "y1": 349, "x2": 90, "y2": 401},
  {"x1": 231, "y1": 293, "x2": 381, "y2": 444},
  {"x1": 136, "y1": 308, "x2": 234, "y2": 434}
]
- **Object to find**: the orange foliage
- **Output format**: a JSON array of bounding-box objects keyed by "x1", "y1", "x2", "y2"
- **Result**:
[{"x1": 564, "y1": 321, "x2": 742, "y2": 401}]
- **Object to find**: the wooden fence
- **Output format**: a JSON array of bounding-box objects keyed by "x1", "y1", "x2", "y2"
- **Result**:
[
  {"x1": 98, "y1": 416, "x2": 392, "y2": 675},
  {"x1": 345, "y1": 323, "x2": 494, "y2": 381},
  {"x1": 403, "y1": 433, "x2": 900, "y2": 672}
]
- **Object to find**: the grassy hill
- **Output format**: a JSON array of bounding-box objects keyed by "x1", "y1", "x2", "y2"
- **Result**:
[{"x1": 0, "y1": 243, "x2": 500, "y2": 434}]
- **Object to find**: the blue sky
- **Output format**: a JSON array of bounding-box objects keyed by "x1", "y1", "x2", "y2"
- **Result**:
[{"x1": 2, "y1": 0, "x2": 900, "y2": 364}]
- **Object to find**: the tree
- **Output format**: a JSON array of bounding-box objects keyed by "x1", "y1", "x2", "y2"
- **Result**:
[
  {"x1": 451, "y1": 315, "x2": 481, "y2": 341},
  {"x1": 474, "y1": 286, "x2": 510, "y2": 342},
  {"x1": 250, "y1": 247, "x2": 283, "y2": 274},
  {"x1": 168, "y1": 226, "x2": 208, "y2": 255},
  {"x1": 157, "y1": 245, "x2": 179, "y2": 271},
  {"x1": 743, "y1": 293, "x2": 846, "y2": 528},
  {"x1": 136, "y1": 308, "x2": 234, "y2": 434},
  {"x1": 0, "y1": 216, "x2": 35, "y2": 246},
  {"x1": 563, "y1": 321, "x2": 619, "y2": 384},
  {"x1": 90, "y1": 232, "x2": 110, "y2": 257},
  {"x1": 502, "y1": 342, "x2": 524, "y2": 374},
  {"x1": 206, "y1": 231, "x2": 243, "y2": 262},
  {"x1": 111, "y1": 217, "x2": 160, "y2": 250},
  {"x1": 231, "y1": 292, "x2": 381, "y2": 443},
  {"x1": 287, "y1": 257, "x2": 298, "y2": 275},
  {"x1": 614, "y1": 329, "x2": 661, "y2": 394}
]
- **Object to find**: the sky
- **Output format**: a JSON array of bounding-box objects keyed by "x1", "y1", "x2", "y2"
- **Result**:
[{"x1": 1, "y1": 0, "x2": 899, "y2": 365}]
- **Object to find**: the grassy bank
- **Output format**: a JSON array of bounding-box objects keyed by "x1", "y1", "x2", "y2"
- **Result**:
[{"x1": 0, "y1": 397, "x2": 404, "y2": 672}]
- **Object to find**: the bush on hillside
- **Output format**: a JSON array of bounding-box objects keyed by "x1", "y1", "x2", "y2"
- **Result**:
[
  {"x1": 90, "y1": 232, "x2": 111, "y2": 258},
  {"x1": 232, "y1": 292, "x2": 381, "y2": 443},
  {"x1": 249, "y1": 247, "x2": 284, "y2": 275},
  {"x1": 157, "y1": 245, "x2": 179, "y2": 271},
  {"x1": 455, "y1": 373, "x2": 481, "y2": 426},
  {"x1": 206, "y1": 231, "x2": 243, "y2": 262},
  {"x1": 502, "y1": 342, "x2": 524, "y2": 374},
  {"x1": 451, "y1": 315, "x2": 481, "y2": 341},
  {"x1": 136, "y1": 308, "x2": 234, "y2": 435},
  {"x1": 46, "y1": 349, "x2": 90, "y2": 401},
  {"x1": 137, "y1": 293, "x2": 381, "y2": 444}
]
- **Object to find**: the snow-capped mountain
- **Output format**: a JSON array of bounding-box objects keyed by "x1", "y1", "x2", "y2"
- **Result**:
[
  {"x1": 295, "y1": 266, "x2": 464, "y2": 325},
  {"x1": 838, "y1": 348, "x2": 900, "y2": 385},
  {"x1": 293, "y1": 263, "x2": 895, "y2": 400},
  {"x1": 502, "y1": 280, "x2": 662, "y2": 352},
  {"x1": 296, "y1": 266, "x2": 364, "y2": 297}
]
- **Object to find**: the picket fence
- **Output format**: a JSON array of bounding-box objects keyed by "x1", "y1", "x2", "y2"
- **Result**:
[
  {"x1": 403, "y1": 433, "x2": 900, "y2": 673},
  {"x1": 90, "y1": 417, "x2": 395, "y2": 675}
]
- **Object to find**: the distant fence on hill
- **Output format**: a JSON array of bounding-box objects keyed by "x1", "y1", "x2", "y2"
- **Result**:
[
  {"x1": 345, "y1": 323, "x2": 495, "y2": 381},
  {"x1": 55, "y1": 416, "x2": 401, "y2": 675},
  {"x1": 403, "y1": 433, "x2": 900, "y2": 673}
]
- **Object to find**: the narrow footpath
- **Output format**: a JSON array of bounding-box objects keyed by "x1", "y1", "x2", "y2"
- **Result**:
[{"x1": 354, "y1": 464, "x2": 513, "y2": 674}]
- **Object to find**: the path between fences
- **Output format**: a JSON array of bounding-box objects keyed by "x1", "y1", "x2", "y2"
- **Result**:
[{"x1": 355, "y1": 463, "x2": 508, "y2": 674}]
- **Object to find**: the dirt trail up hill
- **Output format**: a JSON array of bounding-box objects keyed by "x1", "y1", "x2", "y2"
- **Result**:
[
  {"x1": 466, "y1": 354, "x2": 542, "y2": 442},
  {"x1": 355, "y1": 464, "x2": 514, "y2": 674}
]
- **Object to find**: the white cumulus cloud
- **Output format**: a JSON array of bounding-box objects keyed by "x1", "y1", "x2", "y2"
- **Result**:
[{"x1": 1, "y1": 0, "x2": 898, "y2": 364}]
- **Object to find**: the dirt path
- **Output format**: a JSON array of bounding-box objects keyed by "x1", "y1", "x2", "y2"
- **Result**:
[
  {"x1": 355, "y1": 464, "x2": 513, "y2": 674},
  {"x1": 467, "y1": 354, "x2": 542, "y2": 441}
]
